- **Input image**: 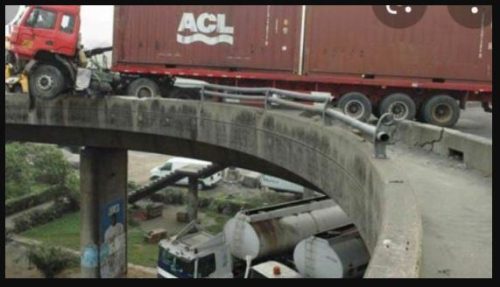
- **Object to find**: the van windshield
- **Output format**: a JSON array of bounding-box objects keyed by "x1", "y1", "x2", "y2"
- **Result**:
[{"x1": 160, "y1": 162, "x2": 172, "y2": 171}]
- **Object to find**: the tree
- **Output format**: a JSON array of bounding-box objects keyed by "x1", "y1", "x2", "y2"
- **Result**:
[
  {"x1": 27, "y1": 246, "x2": 73, "y2": 278},
  {"x1": 5, "y1": 143, "x2": 33, "y2": 199},
  {"x1": 29, "y1": 144, "x2": 71, "y2": 185}
]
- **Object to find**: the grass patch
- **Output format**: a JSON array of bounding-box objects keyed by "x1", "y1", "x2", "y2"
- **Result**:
[
  {"x1": 21, "y1": 211, "x2": 160, "y2": 268},
  {"x1": 127, "y1": 229, "x2": 159, "y2": 267},
  {"x1": 22, "y1": 212, "x2": 81, "y2": 251}
]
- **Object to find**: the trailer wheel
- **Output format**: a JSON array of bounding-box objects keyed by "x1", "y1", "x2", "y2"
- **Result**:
[
  {"x1": 379, "y1": 93, "x2": 416, "y2": 120},
  {"x1": 420, "y1": 95, "x2": 460, "y2": 127},
  {"x1": 29, "y1": 64, "x2": 66, "y2": 100},
  {"x1": 127, "y1": 78, "x2": 161, "y2": 98},
  {"x1": 338, "y1": 92, "x2": 372, "y2": 122}
]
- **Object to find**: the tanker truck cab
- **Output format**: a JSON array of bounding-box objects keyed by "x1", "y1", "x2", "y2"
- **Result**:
[{"x1": 157, "y1": 222, "x2": 233, "y2": 278}]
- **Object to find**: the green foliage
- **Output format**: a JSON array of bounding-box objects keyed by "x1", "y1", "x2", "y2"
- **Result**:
[
  {"x1": 29, "y1": 144, "x2": 71, "y2": 185},
  {"x1": 127, "y1": 180, "x2": 139, "y2": 192},
  {"x1": 63, "y1": 172, "x2": 80, "y2": 210},
  {"x1": 6, "y1": 185, "x2": 64, "y2": 216},
  {"x1": 13, "y1": 201, "x2": 74, "y2": 233},
  {"x1": 5, "y1": 143, "x2": 33, "y2": 199},
  {"x1": 26, "y1": 246, "x2": 74, "y2": 278},
  {"x1": 5, "y1": 143, "x2": 72, "y2": 199}
]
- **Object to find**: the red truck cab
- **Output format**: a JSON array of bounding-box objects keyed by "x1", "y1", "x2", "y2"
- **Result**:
[{"x1": 8, "y1": 5, "x2": 80, "y2": 60}]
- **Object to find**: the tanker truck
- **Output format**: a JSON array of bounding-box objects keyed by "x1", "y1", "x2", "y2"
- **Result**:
[
  {"x1": 293, "y1": 226, "x2": 370, "y2": 278},
  {"x1": 157, "y1": 196, "x2": 351, "y2": 278}
]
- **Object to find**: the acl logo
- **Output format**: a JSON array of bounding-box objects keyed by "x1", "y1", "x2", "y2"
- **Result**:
[{"x1": 177, "y1": 13, "x2": 234, "y2": 45}]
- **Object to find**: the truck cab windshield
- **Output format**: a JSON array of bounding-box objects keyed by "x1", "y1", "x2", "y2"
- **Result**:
[{"x1": 159, "y1": 248, "x2": 195, "y2": 278}]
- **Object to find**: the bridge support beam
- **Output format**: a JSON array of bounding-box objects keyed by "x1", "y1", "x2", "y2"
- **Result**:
[
  {"x1": 187, "y1": 176, "x2": 199, "y2": 222},
  {"x1": 302, "y1": 188, "x2": 315, "y2": 199},
  {"x1": 80, "y1": 147, "x2": 128, "y2": 278}
]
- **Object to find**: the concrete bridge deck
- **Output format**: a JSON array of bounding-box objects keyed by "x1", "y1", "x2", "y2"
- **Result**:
[{"x1": 5, "y1": 93, "x2": 491, "y2": 278}]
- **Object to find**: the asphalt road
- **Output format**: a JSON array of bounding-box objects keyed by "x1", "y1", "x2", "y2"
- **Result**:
[{"x1": 452, "y1": 103, "x2": 492, "y2": 139}]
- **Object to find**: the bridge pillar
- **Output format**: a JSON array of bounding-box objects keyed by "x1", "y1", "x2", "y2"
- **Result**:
[
  {"x1": 187, "y1": 176, "x2": 199, "y2": 222},
  {"x1": 80, "y1": 147, "x2": 128, "y2": 278}
]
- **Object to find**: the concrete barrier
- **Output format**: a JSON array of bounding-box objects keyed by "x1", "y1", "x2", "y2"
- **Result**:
[
  {"x1": 396, "y1": 121, "x2": 492, "y2": 176},
  {"x1": 5, "y1": 94, "x2": 422, "y2": 277}
]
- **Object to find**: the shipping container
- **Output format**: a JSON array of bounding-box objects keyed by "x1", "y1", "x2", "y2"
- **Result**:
[
  {"x1": 113, "y1": 5, "x2": 301, "y2": 73},
  {"x1": 303, "y1": 5, "x2": 492, "y2": 82},
  {"x1": 111, "y1": 5, "x2": 492, "y2": 127}
]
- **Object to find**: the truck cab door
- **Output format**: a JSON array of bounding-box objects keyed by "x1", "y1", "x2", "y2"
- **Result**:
[
  {"x1": 21, "y1": 7, "x2": 58, "y2": 56},
  {"x1": 53, "y1": 12, "x2": 79, "y2": 57}
]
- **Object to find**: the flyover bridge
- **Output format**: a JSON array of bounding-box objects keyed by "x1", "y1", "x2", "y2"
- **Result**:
[{"x1": 7, "y1": 92, "x2": 460, "y2": 278}]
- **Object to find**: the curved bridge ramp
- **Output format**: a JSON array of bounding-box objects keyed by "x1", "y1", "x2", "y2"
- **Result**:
[{"x1": 5, "y1": 93, "x2": 421, "y2": 277}]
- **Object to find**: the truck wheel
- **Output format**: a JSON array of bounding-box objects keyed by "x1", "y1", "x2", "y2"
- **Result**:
[
  {"x1": 29, "y1": 64, "x2": 65, "y2": 100},
  {"x1": 420, "y1": 95, "x2": 460, "y2": 127},
  {"x1": 379, "y1": 93, "x2": 416, "y2": 120},
  {"x1": 127, "y1": 78, "x2": 161, "y2": 98},
  {"x1": 338, "y1": 92, "x2": 372, "y2": 122}
]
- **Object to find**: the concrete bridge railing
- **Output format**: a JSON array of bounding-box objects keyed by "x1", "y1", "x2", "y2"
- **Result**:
[{"x1": 5, "y1": 93, "x2": 422, "y2": 277}]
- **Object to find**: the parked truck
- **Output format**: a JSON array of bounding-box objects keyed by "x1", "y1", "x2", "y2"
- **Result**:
[
  {"x1": 6, "y1": 5, "x2": 492, "y2": 126},
  {"x1": 157, "y1": 196, "x2": 352, "y2": 278}
]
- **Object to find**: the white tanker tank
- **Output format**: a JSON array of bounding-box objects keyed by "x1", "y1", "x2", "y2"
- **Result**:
[
  {"x1": 293, "y1": 227, "x2": 370, "y2": 278},
  {"x1": 223, "y1": 196, "x2": 351, "y2": 260}
]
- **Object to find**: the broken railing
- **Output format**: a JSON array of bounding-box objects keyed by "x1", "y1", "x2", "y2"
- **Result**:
[{"x1": 198, "y1": 83, "x2": 397, "y2": 159}]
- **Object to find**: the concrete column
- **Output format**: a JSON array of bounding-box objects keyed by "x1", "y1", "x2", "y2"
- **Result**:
[
  {"x1": 80, "y1": 147, "x2": 128, "y2": 278},
  {"x1": 302, "y1": 188, "x2": 315, "y2": 199},
  {"x1": 186, "y1": 176, "x2": 199, "y2": 222}
]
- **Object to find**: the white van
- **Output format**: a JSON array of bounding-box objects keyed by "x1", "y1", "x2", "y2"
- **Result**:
[{"x1": 150, "y1": 157, "x2": 222, "y2": 189}]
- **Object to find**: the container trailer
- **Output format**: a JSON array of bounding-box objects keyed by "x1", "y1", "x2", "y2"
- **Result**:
[{"x1": 5, "y1": 5, "x2": 492, "y2": 127}]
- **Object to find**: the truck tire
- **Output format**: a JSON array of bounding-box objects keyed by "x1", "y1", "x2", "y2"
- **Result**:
[
  {"x1": 29, "y1": 64, "x2": 66, "y2": 100},
  {"x1": 378, "y1": 93, "x2": 416, "y2": 120},
  {"x1": 127, "y1": 78, "x2": 161, "y2": 98},
  {"x1": 338, "y1": 92, "x2": 372, "y2": 122},
  {"x1": 420, "y1": 95, "x2": 460, "y2": 127}
]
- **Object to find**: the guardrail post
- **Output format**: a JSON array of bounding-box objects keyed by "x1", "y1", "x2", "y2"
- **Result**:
[
  {"x1": 373, "y1": 113, "x2": 397, "y2": 159},
  {"x1": 200, "y1": 86, "x2": 205, "y2": 103},
  {"x1": 322, "y1": 99, "x2": 329, "y2": 125},
  {"x1": 264, "y1": 90, "x2": 269, "y2": 110}
]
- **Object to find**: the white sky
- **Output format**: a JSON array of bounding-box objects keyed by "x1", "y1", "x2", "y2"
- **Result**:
[
  {"x1": 5, "y1": 5, "x2": 115, "y2": 49},
  {"x1": 80, "y1": 5, "x2": 114, "y2": 49}
]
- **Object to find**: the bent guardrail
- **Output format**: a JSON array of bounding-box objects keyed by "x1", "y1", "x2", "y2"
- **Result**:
[{"x1": 199, "y1": 83, "x2": 397, "y2": 158}]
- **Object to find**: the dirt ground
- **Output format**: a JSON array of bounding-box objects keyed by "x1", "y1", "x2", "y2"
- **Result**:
[{"x1": 127, "y1": 151, "x2": 172, "y2": 185}]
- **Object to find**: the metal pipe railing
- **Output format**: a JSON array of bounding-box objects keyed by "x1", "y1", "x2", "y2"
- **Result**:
[{"x1": 197, "y1": 83, "x2": 396, "y2": 158}]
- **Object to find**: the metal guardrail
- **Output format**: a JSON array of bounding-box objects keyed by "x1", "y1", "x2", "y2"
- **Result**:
[{"x1": 199, "y1": 83, "x2": 397, "y2": 158}]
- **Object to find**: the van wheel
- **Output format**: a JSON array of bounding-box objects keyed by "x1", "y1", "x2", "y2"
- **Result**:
[
  {"x1": 29, "y1": 64, "x2": 66, "y2": 100},
  {"x1": 420, "y1": 95, "x2": 460, "y2": 127},
  {"x1": 379, "y1": 93, "x2": 416, "y2": 120},
  {"x1": 338, "y1": 92, "x2": 372, "y2": 122},
  {"x1": 197, "y1": 182, "x2": 205, "y2": 190},
  {"x1": 127, "y1": 78, "x2": 161, "y2": 98}
]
